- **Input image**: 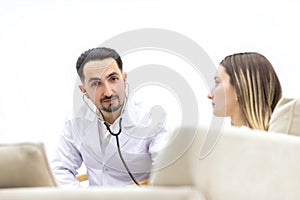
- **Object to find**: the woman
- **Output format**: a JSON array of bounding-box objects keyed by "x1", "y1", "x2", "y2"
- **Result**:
[{"x1": 208, "y1": 52, "x2": 282, "y2": 130}]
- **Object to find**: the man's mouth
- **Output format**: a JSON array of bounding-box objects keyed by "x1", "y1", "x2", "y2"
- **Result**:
[
  {"x1": 103, "y1": 98, "x2": 116, "y2": 103},
  {"x1": 101, "y1": 95, "x2": 118, "y2": 104}
]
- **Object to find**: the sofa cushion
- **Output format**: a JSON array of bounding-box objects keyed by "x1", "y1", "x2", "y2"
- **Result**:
[
  {"x1": 269, "y1": 97, "x2": 300, "y2": 136},
  {"x1": 0, "y1": 143, "x2": 57, "y2": 188},
  {"x1": 150, "y1": 126, "x2": 300, "y2": 200}
]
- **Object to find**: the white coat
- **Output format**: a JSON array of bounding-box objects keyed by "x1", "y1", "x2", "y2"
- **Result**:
[{"x1": 51, "y1": 99, "x2": 170, "y2": 187}]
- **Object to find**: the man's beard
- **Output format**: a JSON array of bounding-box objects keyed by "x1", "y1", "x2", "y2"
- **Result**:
[
  {"x1": 101, "y1": 102, "x2": 122, "y2": 112},
  {"x1": 99, "y1": 95, "x2": 123, "y2": 113}
]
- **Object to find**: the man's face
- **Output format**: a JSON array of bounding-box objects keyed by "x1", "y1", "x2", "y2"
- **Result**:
[{"x1": 80, "y1": 58, "x2": 127, "y2": 115}]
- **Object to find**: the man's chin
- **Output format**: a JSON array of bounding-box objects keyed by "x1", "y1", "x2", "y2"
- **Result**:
[{"x1": 101, "y1": 105, "x2": 122, "y2": 113}]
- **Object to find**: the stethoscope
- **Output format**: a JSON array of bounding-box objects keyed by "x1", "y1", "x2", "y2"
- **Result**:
[
  {"x1": 82, "y1": 93, "x2": 124, "y2": 136},
  {"x1": 103, "y1": 118, "x2": 122, "y2": 136},
  {"x1": 82, "y1": 93, "x2": 140, "y2": 186}
]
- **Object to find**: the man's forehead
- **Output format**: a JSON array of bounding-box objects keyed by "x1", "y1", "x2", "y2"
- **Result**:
[
  {"x1": 84, "y1": 58, "x2": 117, "y2": 71},
  {"x1": 83, "y1": 58, "x2": 119, "y2": 77}
]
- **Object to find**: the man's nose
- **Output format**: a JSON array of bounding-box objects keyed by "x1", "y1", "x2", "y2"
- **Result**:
[{"x1": 103, "y1": 82, "x2": 113, "y2": 97}]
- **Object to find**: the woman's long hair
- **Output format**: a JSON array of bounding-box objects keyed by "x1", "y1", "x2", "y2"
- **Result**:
[{"x1": 220, "y1": 52, "x2": 282, "y2": 130}]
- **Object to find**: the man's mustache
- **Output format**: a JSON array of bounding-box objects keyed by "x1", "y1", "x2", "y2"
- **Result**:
[{"x1": 101, "y1": 94, "x2": 119, "y2": 102}]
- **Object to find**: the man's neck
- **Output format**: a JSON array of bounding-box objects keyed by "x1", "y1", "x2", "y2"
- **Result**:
[
  {"x1": 101, "y1": 108, "x2": 122, "y2": 125},
  {"x1": 104, "y1": 114, "x2": 119, "y2": 125}
]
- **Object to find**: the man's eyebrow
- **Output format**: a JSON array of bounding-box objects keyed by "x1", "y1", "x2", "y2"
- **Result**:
[
  {"x1": 88, "y1": 72, "x2": 119, "y2": 83},
  {"x1": 88, "y1": 77, "x2": 100, "y2": 83},
  {"x1": 106, "y1": 72, "x2": 119, "y2": 78}
]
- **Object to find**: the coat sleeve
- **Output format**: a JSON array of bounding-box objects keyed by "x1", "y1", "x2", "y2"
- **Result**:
[
  {"x1": 148, "y1": 121, "x2": 176, "y2": 165},
  {"x1": 51, "y1": 119, "x2": 83, "y2": 187}
]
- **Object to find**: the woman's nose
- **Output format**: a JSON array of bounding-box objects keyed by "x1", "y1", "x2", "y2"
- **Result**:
[{"x1": 207, "y1": 90, "x2": 213, "y2": 100}]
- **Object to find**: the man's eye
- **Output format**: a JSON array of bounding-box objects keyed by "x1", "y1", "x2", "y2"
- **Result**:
[
  {"x1": 110, "y1": 76, "x2": 119, "y2": 82},
  {"x1": 91, "y1": 82, "x2": 100, "y2": 87}
]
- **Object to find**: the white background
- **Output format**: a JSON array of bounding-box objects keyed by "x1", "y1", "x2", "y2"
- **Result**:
[{"x1": 0, "y1": 0, "x2": 299, "y2": 161}]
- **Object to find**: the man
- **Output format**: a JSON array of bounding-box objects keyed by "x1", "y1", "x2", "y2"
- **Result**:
[{"x1": 52, "y1": 47, "x2": 170, "y2": 187}]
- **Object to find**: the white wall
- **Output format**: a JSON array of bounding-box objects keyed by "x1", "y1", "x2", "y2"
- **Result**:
[{"x1": 0, "y1": 0, "x2": 299, "y2": 160}]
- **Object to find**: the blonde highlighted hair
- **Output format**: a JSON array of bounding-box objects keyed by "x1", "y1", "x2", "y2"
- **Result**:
[{"x1": 220, "y1": 52, "x2": 282, "y2": 130}]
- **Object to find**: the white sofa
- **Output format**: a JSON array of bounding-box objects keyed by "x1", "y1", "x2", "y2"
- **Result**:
[
  {"x1": 150, "y1": 125, "x2": 300, "y2": 200},
  {"x1": 1, "y1": 98, "x2": 300, "y2": 200}
]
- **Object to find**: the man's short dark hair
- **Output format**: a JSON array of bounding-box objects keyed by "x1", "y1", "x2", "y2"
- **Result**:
[{"x1": 76, "y1": 47, "x2": 123, "y2": 81}]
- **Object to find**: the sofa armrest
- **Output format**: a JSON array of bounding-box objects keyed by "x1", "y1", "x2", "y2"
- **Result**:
[
  {"x1": 0, "y1": 143, "x2": 57, "y2": 188},
  {"x1": 0, "y1": 186, "x2": 205, "y2": 200}
]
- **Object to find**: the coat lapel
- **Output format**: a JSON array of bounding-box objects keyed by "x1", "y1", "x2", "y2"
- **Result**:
[
  {"x1": 104, "y1": 124, "x2": 131, "y2": 163},
  {"x1": 80, "y1": 118, "x2": 104, "y2": 163}
]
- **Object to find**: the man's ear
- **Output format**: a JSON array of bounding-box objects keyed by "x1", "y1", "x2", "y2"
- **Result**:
[
  {"x1": 79, "y1": 85, "x2": 89, "y2": 98},
  {"x1": 123, "y1": 72, "x2": 127, "y2": 82},
  {"x1": 79, "y1": 85, "x2": 85, "y2": 93}
]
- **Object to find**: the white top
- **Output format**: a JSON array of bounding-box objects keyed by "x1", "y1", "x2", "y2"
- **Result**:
[{"x1": 51, "y1": 98, "x2": 171, "y2": 187}]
